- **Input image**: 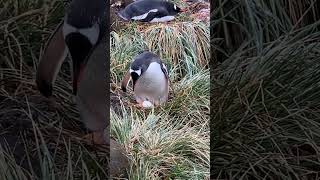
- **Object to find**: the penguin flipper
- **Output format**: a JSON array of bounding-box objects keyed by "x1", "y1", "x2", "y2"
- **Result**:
[
  {"x1": 36, "y1": 20, "x2": 68, "y2": 97},
  {"x1": 147, "y1": 8, "x2": 174, "y2": 22}
]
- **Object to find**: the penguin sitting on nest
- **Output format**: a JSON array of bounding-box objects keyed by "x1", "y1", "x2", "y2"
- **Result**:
[
  {"x1": 121, "y1": 51, "x2": 170, "y2": 108},
  {"x1": 117, "y1": 0, "x2": 186, "y2": 23}
]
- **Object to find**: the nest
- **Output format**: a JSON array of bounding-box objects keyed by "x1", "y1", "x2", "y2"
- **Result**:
[{"x1": 110, "y1": 0, "x2": 210, "y2": 31}]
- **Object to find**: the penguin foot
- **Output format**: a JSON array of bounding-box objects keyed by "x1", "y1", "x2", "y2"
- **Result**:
[
  {"x1": 110, "y1": 139, "x2": 129, "y2": 178},
  {"x1": 83, "y1": 131, "x2": 107, "y2": 145}
]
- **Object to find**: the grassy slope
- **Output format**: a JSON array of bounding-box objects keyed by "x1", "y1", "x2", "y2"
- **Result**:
[
  {"x1": 212, "y1": 0, "x2": 320, "y2": 179},
  {"x1": 110, "y1": 20, "x2": 210, "y2": 179}
]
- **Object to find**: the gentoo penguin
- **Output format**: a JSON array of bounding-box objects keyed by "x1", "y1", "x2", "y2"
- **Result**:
[
  {"x1": 36, "y1": 0, "x2": 129, "y2": 176},
  {"x1": 117, "y1": 0, "x2": 185, "y2": 23},
  {"x1": 36, "y1": 0, "x2": 108, "y2": 144},
  {"x1": 121, "y1": 51, "x2": 169, "y2": 108}
]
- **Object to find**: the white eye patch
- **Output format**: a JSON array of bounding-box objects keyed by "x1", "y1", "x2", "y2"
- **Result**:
[
  {"x1": 174, "y1": 5, "x2": 177, "y2": 10},
  {"x1": 130, "y1": 68, "x2": 141, "y2": 76},
  {"x1": 162, "y1": 63, "x2": 167, "y2": 72}
]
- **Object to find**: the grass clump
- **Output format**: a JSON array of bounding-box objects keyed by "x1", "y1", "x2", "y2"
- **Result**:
[
  {"x1": 0, "y1": 0, "x2": 111, "y2": 179},
  {"x1": 214, "y1": 0, "x2": 320, "y2": 59},
  {"x1": 110, "y1": 18, "x2": 210, "y2": 178},
  {"x1": 111, "y1": 110, "x2": 209, "y2": 179},
  {"x1": 212, "y1": 0, "x2": 320, "y2": 179},
  {"x1": 111, "y1": 21, "x2": 210, "y2": 81}
]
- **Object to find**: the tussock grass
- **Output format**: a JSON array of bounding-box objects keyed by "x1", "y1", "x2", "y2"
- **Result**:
[
  {"x1": 0, "y1": 80, "x2": 110, "y2": 179},
  {"x1": 212, "y1": 0, "x2": 320, "y2": 178},
  {"x1": 0, "y1": 0, "x2": 111, "y2": 179},
  {"x1": 214, "y1": 0, "x2": 320, "y2": 60},
  {"x1": 111, "y1": 109, "x2": 209, "y2": 179},
  {"x1": 111, "y1": 21, "x2": 209, "y2": 82},
  {"x1": 1, "y1": 0, "x2": 210, "y2": 179},
  {"x1": 110, "y1": 19, "x2": 210, "y2": 178},
  {"x1": 0, "y1": 144, "x2": 30, "y2": 180}
]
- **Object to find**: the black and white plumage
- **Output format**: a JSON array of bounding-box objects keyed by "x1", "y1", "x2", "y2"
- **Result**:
[
  {"x1": 36, "y1": 0, "x2": 129, "y2": 176},
  {"x1": 117, "y1": 0, "x2": 184, "y2": 23},
  {"x1": 63, "y1": 0, "x2": 108, "y2": 95},
  {"x1": 37, "y1": 0, "x2": 107, "y2": 97},
  {"x1": 36, "y1": 0, "x2": 108, "y2": 142},
  {"x1": 121, "y1": 51, "x2": 169, "y2": 108}
]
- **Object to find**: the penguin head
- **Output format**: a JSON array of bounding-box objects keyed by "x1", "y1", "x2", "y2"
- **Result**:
[
  {"x1": 130, "y1": 64, "x2": 147, "y2": 90},
  {"x1": 169, "y1": 3, "x2": 185, "y2": 13},
  {"x1": 172, "y1": 4, "x2": 182, "y2": 13}
]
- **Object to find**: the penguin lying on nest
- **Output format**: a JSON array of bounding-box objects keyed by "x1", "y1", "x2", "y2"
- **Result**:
[
  {"x1": 36, "y1": 0, "x2": 128, "y2": 177},
  {"x1": 121, "y1": 51, "x2": 170, "y2": 108},
  {"x1": 117, "y1": 0, "x2": 186, "y2": 23}
]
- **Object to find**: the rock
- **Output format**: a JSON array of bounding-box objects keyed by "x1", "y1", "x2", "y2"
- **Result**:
[{"x1": 110, "y1": 139, "x2": 129, "y2": 178}]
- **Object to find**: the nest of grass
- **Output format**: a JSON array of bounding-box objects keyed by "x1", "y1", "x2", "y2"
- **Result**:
[{"x1": 111, "y1": 20, "x2": 209, "y2": 84}]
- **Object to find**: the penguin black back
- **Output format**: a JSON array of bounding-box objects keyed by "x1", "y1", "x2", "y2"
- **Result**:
[
  {"x1": 66, "y1": 0, "x2": 108, "y2": 43},
  {"x1": 131, "y1": 51, "x2": 161, "y2": 71}
]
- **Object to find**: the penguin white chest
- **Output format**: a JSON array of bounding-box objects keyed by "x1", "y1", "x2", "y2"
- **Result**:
[
  {"x1": 138, "y1": 62, "x2": 166, "y2": 90},
  {"x1": 134, "y1": 62, "x2": 168, "y2": 104}
]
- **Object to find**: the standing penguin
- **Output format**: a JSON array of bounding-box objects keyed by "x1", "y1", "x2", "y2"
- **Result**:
[
  {"x1": 117, "y1": 0, "x2": 185, "y2": 23},
  {"x1": 121, "y1": 51, "x2": 169, "y2": 108},
  {"x1": 36, "y1": 0, "x2": 108, "y2": 144},
  {"x1": 36, "y1": 0, "x2": 129, "y2": 177}
]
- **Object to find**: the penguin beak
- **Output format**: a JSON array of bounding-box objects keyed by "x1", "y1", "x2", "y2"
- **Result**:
[
  {"x1": 64, "y1": 33, "x2": 93, "y2": 95},
  {"x1": 121, "y1": 70, "x2": 131, "y2": 92},
  {"x1": 72, "y1": 59, "x2": 86, "y2": 95}
]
